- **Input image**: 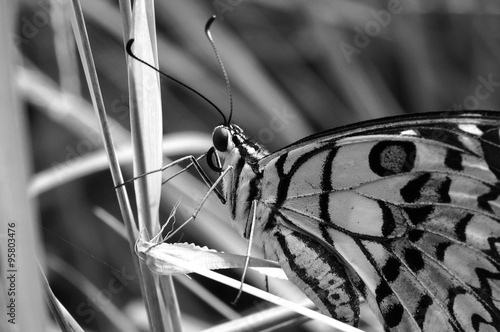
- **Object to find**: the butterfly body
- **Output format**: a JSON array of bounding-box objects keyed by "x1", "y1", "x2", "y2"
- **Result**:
[{"x1": 211, "y1": 111, "x2": 500, "y2": 331}]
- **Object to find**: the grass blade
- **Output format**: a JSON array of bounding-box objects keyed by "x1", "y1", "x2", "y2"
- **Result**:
[
  {"x1": 41, "y1": 263, "x2": 84, "y2": 332},
  {"x1": 128, "y1": 0, "x2": 183, "y2": 331},
  {"x1": 0, "y1": 1, "x2": 45, "y2": 330},
  {"x1": 66, "y1": 1, "x2": 168, "y2": 332}
]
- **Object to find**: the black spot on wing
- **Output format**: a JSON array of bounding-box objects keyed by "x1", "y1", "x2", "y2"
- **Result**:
[
  {"x1": 375, "y1": 281, "x2": 393, "y2": 306},
  {"x1": 369, "y1": 141, "x2": 416, "y2": 177},
  {"x1": 408, "y1": 229, "x2": 425, "y2": 243},
  {"x1": 414, "y1": 294, "x2": 433, "y2": 330},
  {"x1": 384, "y1": 303, "x2": 405, "y2": 328},
  {"x1": 378, "y1": 202, "x2": 397, "y2": 237},
  {"x1": 356, "y1": 240, "x2": 405, "y2": 329},
  {"x1": 400, "y1": 174, "x2": 451, "y2": 204},
  {"x1": 454, "y1": 213, "x2": 473, "y2": 242},
  {"x1": 375, "y1": 282, "x2": 404, "y2": 328},
  {"x1": 435, "y1": 242, "x2": 452, "y2": 262},
  {"x1": 401, "y1": 173, "x2": 431, "y2": 203},
  {"x1": 444, "y1": 148, "x2": 463, "y2": 171},
  {"x1": 404, "y1": 247, "x2": 425, "y2": 273},
  {"x1": 403, "y1": 205, "x2": 434, "y2": 226},
  {"x1": 477, "y1": 185, "x2": 500, "y2": 214},
  {"x1": 438, "y1": 177, "x2": 452, "y2": 203},
  {"x1": 382, "y1": 256, "x2": 401, "y2": 283},
  {"x1": 479, "y1": 126, "x2": 500, "y2": 181}
]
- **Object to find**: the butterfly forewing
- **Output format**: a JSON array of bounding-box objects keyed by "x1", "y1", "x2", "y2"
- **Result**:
[{"x1": 213, "y1": 111, "x2": 500, "y2": 331}]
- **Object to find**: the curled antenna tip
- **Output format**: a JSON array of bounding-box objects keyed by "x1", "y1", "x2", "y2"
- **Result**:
[
  {"x1": 204, "y1": 15, "x2": 233, "y2": 125},
  {"x1": 205, "y1": 15, "x2": 217, "y2": 38},
  {"x1": 125, "y1": 39, "x2": 135, "y2": 56}
]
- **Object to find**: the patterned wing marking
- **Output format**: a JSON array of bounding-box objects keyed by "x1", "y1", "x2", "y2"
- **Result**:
[
  {"x1": 366, "y1": 237, "x2": 500, "y2": 332},
  {"x1": 274, "y1": 190, "x2": 500, "y2": 328},
  {"x1": 364, "y1": 135, "x2": 499, "y2": 187},
  {"x1": 368, "y1": 141, "x2": 417, "y2": 176},
  {"x1": 402, "y1": 206, "x2": 500, "y2": 262},
  {"x1": 263, "y1": 217, "x2": 360, "y2": 325},
  {"x1": 327, "y1": 221, "x2": 500, "y2": 331},
  {"x1": 407, "y1": 230, "x2": 500, "y2": 315},
  {"x1": 363, "y1": 240, "x2": 459, "y2": 331},
  {"x1": 255, "y1": 115, "x2": 500, "y2": 329},
  {"x1": 279, "y1": 191, "x2": 408, "y2": 238},
  {"x1": 403, "y1": 206, "x2": 500, "y2": 310},
  {"x1": 263, "y1": 210, "x2": 396, "y2": 328},
  {"x1": 272, "y1": 196, "x2": 500, "y2": 330},
  {"x1": 420, "y1": 123, "x2": 500, "y2": 182},
  {"x1": 261, "y1": 136, "x2": 500, "y2": 207},
  {"x1": 275, "y1": 205, "x2": 449, "y2": 330},
  {"x1": 355, "y1": 172, "x2": 500, "y2": 217},
  {"x1": 479, "y1": 126, "x2": 500, "y2": 179},
  {"x1": 323, "y1": 228, "x2": 425, "y2": 330},
  {"x1": 393, "y1": 239, "x2": 500, "y2": 331}
]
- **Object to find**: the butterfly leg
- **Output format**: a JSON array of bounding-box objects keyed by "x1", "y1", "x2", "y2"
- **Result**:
[
  {"x1": 233, "y1": 199, "x2": 258, "y2": 304},
  {"x1": 118, "y1": 153, "x2": 226, "y2": 203},
  {"x1": 164, "y1": 165, "x2": 233, "y2": 240},
  {"x1": 161, "y1": 154, "x2": 226, "y2": 204}
]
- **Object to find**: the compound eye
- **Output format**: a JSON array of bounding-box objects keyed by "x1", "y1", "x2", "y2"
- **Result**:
[{"x1": 212, "y1": 126, "x2": 230, "y2": 152}]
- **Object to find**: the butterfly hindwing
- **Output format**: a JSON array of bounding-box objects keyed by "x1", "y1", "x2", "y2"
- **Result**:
[
  {"x1": 264, "y1": 221, "x2": 361, "y2": 325},
  {"x1": 216, "y1": 111, "x2": 500, "y2": 331}
]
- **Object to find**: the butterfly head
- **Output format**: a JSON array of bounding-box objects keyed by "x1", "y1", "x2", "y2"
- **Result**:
[
  {"x1": 212, "y1": 125, "x2": 234, "y2": 154},
  {"x1": 209, "y1": 124, "x2": 267, "y2": 172}
]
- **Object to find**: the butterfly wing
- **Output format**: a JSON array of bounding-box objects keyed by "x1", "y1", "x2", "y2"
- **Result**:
[{"x1": 258, "y1": 111, "x2": 500, "y2": 331}]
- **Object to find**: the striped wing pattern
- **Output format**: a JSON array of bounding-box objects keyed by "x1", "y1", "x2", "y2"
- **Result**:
[{"x1": 215, "y1": 112, "x2": 500, "y2": 331}]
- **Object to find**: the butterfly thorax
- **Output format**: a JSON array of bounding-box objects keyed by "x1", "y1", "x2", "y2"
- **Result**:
[{"x1": 212, "y1": 124, "x2": 269, "y2": 239}]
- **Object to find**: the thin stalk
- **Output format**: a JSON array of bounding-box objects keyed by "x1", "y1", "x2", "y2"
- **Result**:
[
  {"x1": 67, "y1": 0, "x2": 165, "y2": 331},
  {"x1": 126, "y1": 0, "x2": 182, "y2": 330}
]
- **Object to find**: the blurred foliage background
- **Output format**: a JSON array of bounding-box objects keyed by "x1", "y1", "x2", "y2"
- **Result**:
[{"x1": 9, "y1": 0, "x2": 500, "y2": 331}]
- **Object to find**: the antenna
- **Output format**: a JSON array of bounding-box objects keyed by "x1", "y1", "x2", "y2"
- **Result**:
[
  {"x1": 126, "y1": 39, "x2": 227, "y2": 125},
  {"x1": 205, "y1": 15, "x2": 233, "y2": 125}
]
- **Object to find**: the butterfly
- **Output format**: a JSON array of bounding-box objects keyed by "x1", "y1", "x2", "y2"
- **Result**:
[{"x1": 204, "y1": 110, "x2": 500, "y2": 331}]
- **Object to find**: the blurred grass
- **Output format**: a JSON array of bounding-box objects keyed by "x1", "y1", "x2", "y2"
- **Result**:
[
  {"x1": 10, "y1": 0, "x2": 500, "y2": 331},
  {"x1": 1, "y1": 1, "x2": 45, "y2": 332}
]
